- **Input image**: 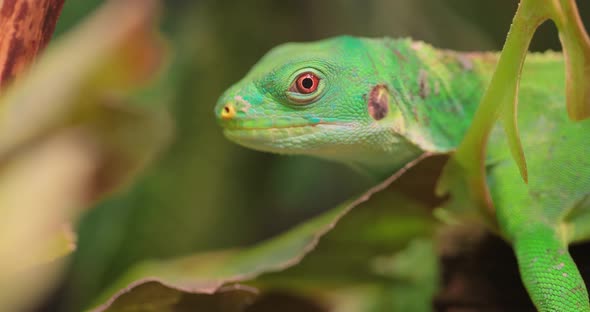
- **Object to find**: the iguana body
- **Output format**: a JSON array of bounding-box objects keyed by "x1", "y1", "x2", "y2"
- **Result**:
[{"x1": 215, "y1": 36, "x2": 590, "y2": 311}]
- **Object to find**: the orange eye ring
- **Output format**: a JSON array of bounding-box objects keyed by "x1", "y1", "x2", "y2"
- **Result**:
[{"x1": 291, "y1": 72, "x2": 320, "y2": 94}]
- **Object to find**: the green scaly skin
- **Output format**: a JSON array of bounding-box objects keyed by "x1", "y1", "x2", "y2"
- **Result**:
[{"x1": 215, "y1": 36, "x2": 590, "y2": 311}]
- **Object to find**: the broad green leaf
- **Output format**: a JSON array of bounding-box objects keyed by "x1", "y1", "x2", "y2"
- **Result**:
[
  {"x1": 256, "y1": 238, "x2": 438, "y2": 312},
  {"x1": 92, "y1": 155, "x2": 445, "y2": 312},
  {"x1": 0, "y1": 0, "x2": 169, "y2": 310}
]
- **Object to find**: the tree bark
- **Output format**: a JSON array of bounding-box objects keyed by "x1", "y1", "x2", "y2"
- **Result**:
[{"x1": 0, "y1": 0, "x2": 65, "y2": 88}]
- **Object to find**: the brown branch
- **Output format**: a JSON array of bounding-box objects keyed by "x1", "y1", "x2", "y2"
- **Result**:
[{"x1": 0, "y1": 0, "x2": 65, "y2": 89}]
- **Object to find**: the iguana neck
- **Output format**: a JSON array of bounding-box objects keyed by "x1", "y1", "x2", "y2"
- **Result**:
[
  {"x1": 360, "y1": 39, "x2": 564, "y2": 179},
  {"x1": 322, "y1": 39, "x2": 498, "y2": 180},
  {"x1": 322, "y1": 39, "x2": 497, "y2": 178},
  {"x1": 376, "y1": 38, "x2": 496, "y2": 153}
]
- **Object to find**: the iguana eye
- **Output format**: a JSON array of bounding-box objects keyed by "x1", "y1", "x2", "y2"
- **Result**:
[
  {"x1": 291, "y1": 72, "x2": 320, "y2": 94},
  {"x1": 286, "y1": 70, "x2": 325, "y2": 104}
]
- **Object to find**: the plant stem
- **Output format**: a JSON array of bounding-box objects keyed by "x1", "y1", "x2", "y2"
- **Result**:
[{"x1": 0, "y1": 0, "x2": 65, "y2": 88}]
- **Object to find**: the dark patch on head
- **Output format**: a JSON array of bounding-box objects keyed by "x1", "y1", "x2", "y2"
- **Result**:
[
  {"x1": 0, "y1": 0, "x2": 16, "y2": 19},
  {"x1": 418, "y1": 69, "x2": 430, "y2": 99},
  {"x1": 368, "y1": 85, "x2": 389, "y2": 121},
  {"x1": 1, "y1": 35, "x2": 25, "y2": 83}
]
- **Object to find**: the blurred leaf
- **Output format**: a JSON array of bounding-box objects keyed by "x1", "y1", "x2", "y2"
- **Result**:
[
  {"x1": 91, "y1": 154, "x2": 445, "y2": 312},
  {"x1": 0, "y1": 0, "x2": 169, "y2": 310},
  {"x1": 0, "y1": 0, "x2": 168, "y2": 163},
  {"x1": 438, "y1": 0, "x2": 590, "y2": 221},
  {"x1": 37, "y1": 223, "x2": 77, "y2": 267},
  {"x1": 0, "y1": 0, "x2": 170, "y2": 201},
  {"x1": 0, "y1": 131, "x2": 100, "y2": 312}
]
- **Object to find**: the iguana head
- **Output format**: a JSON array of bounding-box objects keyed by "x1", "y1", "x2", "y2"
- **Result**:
[{"x1": 215, "y1": 36, "x2": 423, "y2": 178}]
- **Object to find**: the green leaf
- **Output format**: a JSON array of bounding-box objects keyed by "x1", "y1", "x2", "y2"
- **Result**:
[{"x1": 91, "y1": 155, "x2": 445, "y2": 312}]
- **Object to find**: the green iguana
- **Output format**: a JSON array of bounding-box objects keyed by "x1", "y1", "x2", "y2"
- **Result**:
[{"x1": 214, "y1": 36, "x2": 590, "y2": 311}]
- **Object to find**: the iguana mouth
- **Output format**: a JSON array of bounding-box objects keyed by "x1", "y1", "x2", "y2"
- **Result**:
[
  {"x1": 222, "y1": 122, "x2": 354, "y2": 141},
  {"x1": 222, "y1": 121, "x2": 347, "y2": 131},
  {"x1": 219, "y1": 113, "x2": 354, "y2": 131},
  {"x1": 222, "y1": 122, "x2": 357, "y2": 154}
]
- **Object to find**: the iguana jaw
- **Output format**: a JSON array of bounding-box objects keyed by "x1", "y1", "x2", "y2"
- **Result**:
[
  {"x1": 223, "y1": 120, "x2": 422, "y2": 179},
  {"x1": 222, "y1": 122, "x2": 357, "y2": 155}
]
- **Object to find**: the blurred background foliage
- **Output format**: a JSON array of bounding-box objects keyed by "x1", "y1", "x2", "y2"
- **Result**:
[{"x1": 41, "y1": 1, "x2": 590, "y2": 311}]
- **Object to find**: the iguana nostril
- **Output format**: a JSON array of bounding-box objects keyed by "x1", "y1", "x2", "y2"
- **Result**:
[{"x1": 221, "y1": 102, "x2": 236, "y2": 120}]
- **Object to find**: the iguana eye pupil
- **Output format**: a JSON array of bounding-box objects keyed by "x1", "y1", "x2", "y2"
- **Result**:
[{"x1": 294, "y1": 72, "x2": 319, "y2": 94}]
